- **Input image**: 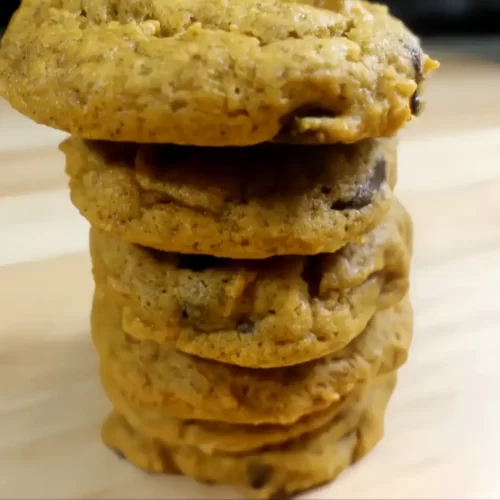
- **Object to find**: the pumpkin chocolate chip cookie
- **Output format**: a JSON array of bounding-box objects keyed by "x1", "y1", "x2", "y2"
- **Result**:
[
  {"x1": 0, "y1": 1, "x2": 438, "y2": 146},
  {"x1": 102, "y1": 373, "x2": 397, "y2": 500},
  {"x1": 92, "y1": 288, "x2": 412, "y2": 425},
  {"x1": 101, "y1": 369, "x2": 367, "y2": 454},
  {"x1": 90, "y1": 200, "x2": 411, "y2": 368},
  {"x1": 64, "y1": 137, "x2": 397, "y2": 258}
]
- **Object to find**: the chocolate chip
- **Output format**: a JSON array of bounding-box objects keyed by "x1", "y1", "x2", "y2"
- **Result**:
[
  {"x1": 237, "y1": 321, "x2": 255, "y2": 334},
  {"x1": 330, "y1": 156, "x2": 386, "y2": 211},
  {"x1": 410, "y1": 92, "x2": 422, "y2": 116},
  {"x1": 247, "y1": 464, "x2": 274, "y2": 489}
]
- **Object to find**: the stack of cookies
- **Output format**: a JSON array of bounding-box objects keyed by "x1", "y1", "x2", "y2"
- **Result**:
[{"x1": 0, "y1": 0, "x2": 438, "y2": 497}]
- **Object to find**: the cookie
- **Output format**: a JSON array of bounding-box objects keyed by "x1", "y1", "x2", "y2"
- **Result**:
[
  {"x1": 90, "y1": 200, "x2": 411, "y2": 368},
  {"x1": 65, "y1": 137, "x2": 398, "y2": 258},
  {"x1": 102, "y1": 373, "x2": 397, "y2": 500},
  {"x1": 0, "y1": 1, "x2": 438, "y2": 146},
  {"x1": 101, "y1": 369, "x2": 366, "y2": 454},
  {"x1": 92, "y1": 290, "x2": 412, "y2": 425}
]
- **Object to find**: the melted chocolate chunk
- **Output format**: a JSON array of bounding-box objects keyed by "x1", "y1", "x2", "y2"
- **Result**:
[
  {"x1": 331, "y1": 156, "x2": 386, "y2": 211},
  {"x1": 410, "y1": 92, "x2": 423, "y2": 116},
  {"x1": 409, "y1": 44, "x2": 425, "y2": 116},
  {"x1": 247, "y1": 463, "x2": 274, "y2": 489}
]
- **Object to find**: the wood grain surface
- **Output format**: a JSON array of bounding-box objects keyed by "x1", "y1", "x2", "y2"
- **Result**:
[{"x1": 1, "y1": 55, "x2": 499, "y2": 499}]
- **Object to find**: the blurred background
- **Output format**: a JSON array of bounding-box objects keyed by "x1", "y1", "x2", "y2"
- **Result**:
[{"x1": 2, "y1": 0, "x2": 499, "y2": 58}]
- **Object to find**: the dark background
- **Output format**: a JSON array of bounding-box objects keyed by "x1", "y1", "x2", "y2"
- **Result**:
[{"x1": 1, "y1": 0, "x2": 500, "y2": 36}]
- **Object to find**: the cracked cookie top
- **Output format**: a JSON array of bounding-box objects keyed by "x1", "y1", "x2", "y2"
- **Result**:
[{"x1": 0, "y1": 0, "x2": 438, "y2": 145}]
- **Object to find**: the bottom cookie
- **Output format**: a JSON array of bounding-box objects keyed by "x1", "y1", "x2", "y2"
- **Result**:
[{"x1": 102, "y1": 373, "x2": 396, "y2": 499}]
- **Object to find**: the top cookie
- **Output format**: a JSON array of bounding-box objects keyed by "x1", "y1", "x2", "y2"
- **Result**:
[{"x1": 0, "y1": 0, "x2": 438, "y2": 146}]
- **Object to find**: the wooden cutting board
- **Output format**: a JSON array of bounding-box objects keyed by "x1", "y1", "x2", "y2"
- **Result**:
[{"x1": 1, "y1": 55, "x2": 500, "y2": 499}]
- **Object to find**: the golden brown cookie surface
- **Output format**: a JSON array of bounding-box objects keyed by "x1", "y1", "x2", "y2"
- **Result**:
[
  {"x1": 91, "y1": 200, "x2": 411, "y2": 368},
  {"x1": 92, "y1": 290, "x2": 412, "y2": 425},
  {"x1": 102, "y1": 370, "x2": 366, "y2": 454},
  {"x1": 102, "y1": 373, "x2": 397, "y2": 499},
  {"x1": 0, "y1": 1, "x2": 438, "y2": 145},
  {"x1": 66, "y1": 137, "x2": 397, "y2": 258}
]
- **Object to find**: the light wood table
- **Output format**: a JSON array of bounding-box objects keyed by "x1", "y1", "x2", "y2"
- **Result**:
[{"x1": 1, "y1": 55, "x2": 499, "y2": 499}]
